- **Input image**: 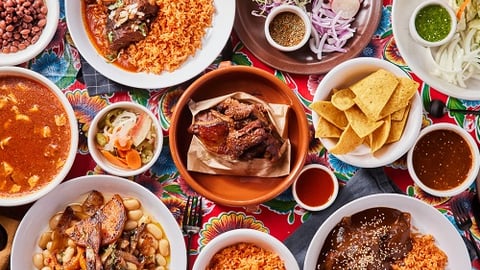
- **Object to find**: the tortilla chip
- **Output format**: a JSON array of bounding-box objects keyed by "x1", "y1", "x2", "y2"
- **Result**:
[
  {"x1": 391, "y1": 106, "x2": 407, "y2": 121},
  {"x1": 386, "y1": 104, "x2": 411, "y2": 144},
  {"x1": 344, "y1": 106, "x2": 384, "y2": 138},
  {"x1": 329, "y1": 124, "x2": 364, "y2": 155},
  {"x1": 315, "y1": 117, "x2": 343, "y2": 138},
  {"x1": 379, "y1": 77, "x2": 419, "y2": 118},
  {"x1": 310, "y1": 101, "x2": 348, "y2": 129},
  {"x1": 331, "y1": 88, "x2": 356, "y2": 111},
  {"x1": 351, "y1": 69, "x2": 398, "y2": 120},
  {"x1": 370, "y1": 115, "x2": 392, "y2": 153}
]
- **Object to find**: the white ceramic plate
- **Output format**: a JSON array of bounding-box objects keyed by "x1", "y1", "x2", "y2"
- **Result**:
[
  {"x1": 312, "y1": 57, "x2": 422, "y2": 168},
  {"x1": 0, "y1": 0, "x2": 59, "y2": 66},
  {"x1": 193, "y1": 229, "x2": 300, "y2": 270},
  {"x1": 304, "y1": 194, "x2": 470, "y2": 270},
  {"x1": 392, "y1": 0, "x2": 480, "y2": 100},
  {"x1": 65, "y1": 0, "x2": 235, "y2": 89},
  {"x1": 10, "y1": 175, "x2": 186, "y2": 269}
]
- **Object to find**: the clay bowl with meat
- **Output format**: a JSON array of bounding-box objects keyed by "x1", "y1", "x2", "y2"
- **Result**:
[
  {"x1": 169, "y1": 65, "x2": 309, "y2": 207},
  {"x1": 0, "y1": 66, "x2": 78, "y2": 206},
  {"x1": 11, "y1": 175, "x2": 187, "y2": 269},
  {"x1": 0, "y1": 0, "x2": 59, "y2": 66}
]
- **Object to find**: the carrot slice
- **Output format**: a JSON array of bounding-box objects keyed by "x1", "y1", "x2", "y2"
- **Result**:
[
  {"x1": 100, "y1": 150, "x2": 129, "y2": 169},
  {"x1": 125, "y1": 149, "x2": 142, "y2": 169},
  {"x1": 114, "y1": 139, "x2": 133, "y2": 151},
  {"x1": 457, "y1": 0, "x2": 471, "y2": 20}
]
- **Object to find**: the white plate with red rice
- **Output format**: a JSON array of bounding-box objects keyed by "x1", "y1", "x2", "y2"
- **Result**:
[
  {"x1": 65, "y1": 0, "x2": 235, "y2": 89},
  {"x1": 304, "y1": 194, "x2": 470, "y2": 269}
]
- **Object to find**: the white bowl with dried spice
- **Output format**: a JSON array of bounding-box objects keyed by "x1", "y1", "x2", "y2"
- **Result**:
[{"x1": 264, "y1": 5, "x2": 312, "y2": 52}]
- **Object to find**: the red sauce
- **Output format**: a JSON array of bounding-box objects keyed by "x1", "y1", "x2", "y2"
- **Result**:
[
  {"x1": 0, "y1": 76, "x2": 71, "y2": 197},
  {"x1": 412, "y1": 129, "x2": 472, "y2": 190},
  {"x1": 295, "y1": 167, "x2": 335, "y2": 207}
]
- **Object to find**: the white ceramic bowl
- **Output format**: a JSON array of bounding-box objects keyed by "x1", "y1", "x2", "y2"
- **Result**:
[
  {"x1": 304, "y1": 194, "x2": 470, "y2": 269},
  {"x1": 10, "y1": 175, "x2": 187, "y2": 269},
  {"x1": 193, "y1": 228, "x2": 299, "y2": 270},
  {"x1": 0, "y1": 0, "x2": 59, "y2": 66},
  {"x1": 88, "y1": 102, "x2": 163, "y2": 177},
  {"x1": 407, "y1": 123, "x2": 480, "y2": 197},
  {"x1": 0, "y1": 66, "x2": 78, "y2": 206},
  {"x1": 292, "y1": 164, "x2": 338, "y2": 211},
  {"x1": 408, "y1": 0, "x2": 456, "y2": 47},
  {"x1": 264, "y1": 5, "x2": 311, "y2": 52},
  {"x1": 311, "y1": 57, "x2": 422, "y2": 168}
]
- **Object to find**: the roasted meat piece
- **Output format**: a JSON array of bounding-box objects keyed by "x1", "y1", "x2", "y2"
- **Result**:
[{"x1": 189, "y1": 98, "x2": 285, "y2": 161}]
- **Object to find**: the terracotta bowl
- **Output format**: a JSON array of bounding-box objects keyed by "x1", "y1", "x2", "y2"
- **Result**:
[{"x1": 169, "y1": 65, "x2": 309, "y2": 207}]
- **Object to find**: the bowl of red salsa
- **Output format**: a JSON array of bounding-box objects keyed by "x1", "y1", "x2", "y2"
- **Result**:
[
  {"x1": 407, "y1": 123, "x2": 480, "y2": 197},
  {"x1": 0, "y1": 67, "x2": 78, "y2": 206}
]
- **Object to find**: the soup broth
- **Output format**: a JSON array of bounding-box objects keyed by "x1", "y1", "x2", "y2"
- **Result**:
[{"x1": 0, "y1": 76, "x2": 71, "y2": 197}]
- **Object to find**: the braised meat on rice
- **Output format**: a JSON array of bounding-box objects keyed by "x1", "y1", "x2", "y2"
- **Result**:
[{"x1": 188, "y1": 98, "x2": 285, "y2": 162}]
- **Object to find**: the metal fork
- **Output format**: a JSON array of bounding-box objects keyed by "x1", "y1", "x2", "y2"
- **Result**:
[
  {"x1": 182, "y1": 196, "x2": 203, "y2": 268},
  {"x1": 451, "y1": 196, "x2": 480, "y2": 259}
]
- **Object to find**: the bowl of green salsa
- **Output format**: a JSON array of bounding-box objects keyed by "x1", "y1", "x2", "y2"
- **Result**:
[{"x1": 409, "y1": 0, "x2": 456, "y2": 47}]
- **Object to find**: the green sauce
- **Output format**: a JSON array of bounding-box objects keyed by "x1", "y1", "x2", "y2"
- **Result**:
[{"x1": 414, "y1": 4, "x2": 452, "y2": 42}]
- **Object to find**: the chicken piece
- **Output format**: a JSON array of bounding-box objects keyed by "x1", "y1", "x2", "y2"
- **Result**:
[
  {"x1": 97, "y1": 194, "x2": 128, "y2": 245},
  {"x1": 82, "y1": 190, "x2": 105, "y2": 216},
  {"x1": 189, "y1": 98, "x2": 285, "y2": 161}
]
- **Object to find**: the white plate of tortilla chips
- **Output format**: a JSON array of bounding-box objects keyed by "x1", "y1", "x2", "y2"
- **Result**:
[
  {"x1": 304, "y1": 194, "x2": 470, "y2": 269},
  {"x1": 66, "y1": 0, "x2": 235, "y2": 89},
  {"x1": 311, "y1": 57, "x2": 422, "y2": 168}
]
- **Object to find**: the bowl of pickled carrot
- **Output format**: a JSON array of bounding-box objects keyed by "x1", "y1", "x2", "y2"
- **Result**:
[{"x1": 88, "y1": 102, "x2": 163, "y2": 177}]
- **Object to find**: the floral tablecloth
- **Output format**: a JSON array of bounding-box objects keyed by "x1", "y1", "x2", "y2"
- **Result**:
[{"x1": 6, "y1": 0, "x2": 480, "y2": 269}]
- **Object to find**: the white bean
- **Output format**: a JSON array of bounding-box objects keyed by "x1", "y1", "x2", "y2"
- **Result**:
[
  {"x1": 45, "y1": 241, "x2": 53, "y2": 251},
  {"x1": 126, "y1": 262, "x2": 137, "y2": 270},
  {"x1": 146, "y1": 223, "x2": 163, "y2": 240},
  {"x1": 127, "y1": 209, "x2": 143, "y2": 221},
  {"x1": 159, "y1": 239, "x2": 169, "y2": 257},
  {"x1": 38, "y1": 231, "x2": 52, "y2": 249},
  {"x1": 124, "y1": 220, "x2": 138, "y2": 231},
  {"x1": 62, "y1": 246, "x2": 75, "y2": 263},
  {"x1": 155, "y1": 254, "x2": 167, "y2": 266},
  {"x1": 41, "y1": 267, "x2": 52, "y2": 270},
  {"x1": 48, "y1": 212, "x2": 62, "y2": 229},
  {"x1": 123, "y1": 198, "x2": 141, "y2": 210},
  {"x1": 32, "y1": 253, "x2": 44, "y2": 269}
]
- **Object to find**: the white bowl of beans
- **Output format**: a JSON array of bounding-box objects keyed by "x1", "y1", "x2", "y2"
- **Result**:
[
  {"x1": 0, "y1": 0, "x2": 59, "y2": 66},
  {"x1": 11, "y1": 175, "x2": 187, "y2": 269}
]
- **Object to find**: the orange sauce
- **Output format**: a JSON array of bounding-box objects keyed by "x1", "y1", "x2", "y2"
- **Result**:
[{"x1": 295, "y1": 167, "x2": 335, "y2": 207}]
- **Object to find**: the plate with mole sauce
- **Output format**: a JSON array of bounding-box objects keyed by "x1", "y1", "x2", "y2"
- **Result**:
[
  {"x1": 304, "y1": 194, "x2": 470, "y2": 270},
  {"x1": 234, "y1": 0, "x2": 382, "y2": 74}
]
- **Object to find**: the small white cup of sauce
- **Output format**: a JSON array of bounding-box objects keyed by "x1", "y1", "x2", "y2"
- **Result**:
[
  {"x1": 409, "y1": 0, "x2": 457, "y2": 47},
  {"x1": 264, "y1": 5, "x2": 312, "y2": 52},
  {"x1": 292, "y1": 164, "x2": 339, "y2": 211}
]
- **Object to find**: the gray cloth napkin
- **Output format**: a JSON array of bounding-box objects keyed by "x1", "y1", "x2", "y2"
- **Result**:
[
  {"x1": 80, "y1": 56, "x2": 130, "y2": 96},
  {"x1": 284, "y1": 167, "x2": 403, "y2": 268}
]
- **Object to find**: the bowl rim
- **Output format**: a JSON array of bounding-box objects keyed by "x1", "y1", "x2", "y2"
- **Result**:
[
  {"x1": 169, "y1": 65, "x2": 309, "y2": 206},
  {"x1": 408, "y1": 0, "x2": 457, "y2": 48},
  {"x1": 0, "y1": 66, "x2": 78, "y2": 206},
  {"x1": 192, "y1": 228, "x2": 300, "y2": 270},
  {"x1": 407, "y1": 122, "x2": 480, "y2": 197},
  {"x1": 264, "y1": 4, "x2": 312, "y2": 52},
  {"x1": 0, "y1": 0, "x2": 59, "y2": 66},
  {"x1": 87, "y1": 101, "x2": 163, "y2": 177},
  {"x1": 292, "y1": 164, "x2": 339, "y2": 211}
]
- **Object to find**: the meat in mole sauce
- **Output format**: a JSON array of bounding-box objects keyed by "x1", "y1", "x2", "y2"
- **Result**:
[
  {"x1": 317, "y1": 207, "x2": 412, "y2": 270},
  {"x1": 85, "y1": 0, "x2": 158, "y2": 55}
]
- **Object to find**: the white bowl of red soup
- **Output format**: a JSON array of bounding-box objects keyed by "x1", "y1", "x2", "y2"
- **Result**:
[
  {"x1": 87, "y1": 102, "x2": 162, "y2": 177},
  {"x1": 0, "y1": 66, "x2": 78, "y2": 206},
  {"x1": 407, "y1": 123, "x2": 480, "y2": 197}
]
